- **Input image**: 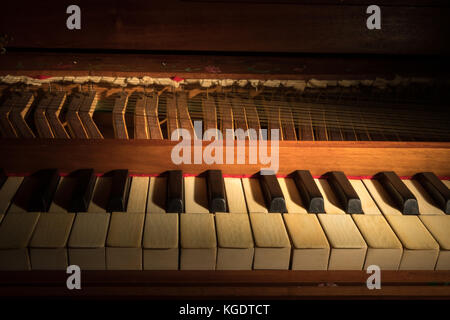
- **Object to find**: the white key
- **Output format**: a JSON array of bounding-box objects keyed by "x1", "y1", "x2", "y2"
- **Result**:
[
  {"x1": 216, "y1": 213, "x2": 254, "y2": 270},
  {"x1": 242, "y1": 178, "x2": 267, "y2": 213},
  {"x1": 250, "y1": 213, "x2": 290, "y2": 270},
  {"x1": 147, "y1": 177, "x2": 167, "y2": 213},
  {"x1": 283, "y1": 213, "x2": 329, "y2": 270},
  {"x1": 126, "y1": 176, "x2": 149, "y2": 212},
  {"x1": 314, "y1": 179, "x2": 345, "y2": 214},
  {"x1": 419, "y1": 215, "x2": 450, "y2": 270},
  {"x1": 143, "y1": 213, "x2": 179, "y2": 270},
  {"x1": 278, "y1": 177, "x2": 307, "y2": 214},
  {"x1": 318, "y1": 214, "x2": 367, "y2": 270},
  {"x1": 180, "y1": 213, "x2": 216, "y2": 270},
  {"x1": 184, "y1": 176, "x2": 209, "y2": 213},
  {"x1": 0, "y1": 176, "x2": 23, "y2": 222},
  {"x1": 404, "y1": 179, "x2": 445, "y2": 215},
  {"x1": 224, "y1": 178, "x2": 247, "y2": 213},
  {"x1": 0, "y1": 212, "x2": 40, "y2": 270}
]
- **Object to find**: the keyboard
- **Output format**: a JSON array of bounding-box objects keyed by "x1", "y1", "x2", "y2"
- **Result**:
[{"x1": 0, "y1": 168, "x2": 448, "y2": 271}]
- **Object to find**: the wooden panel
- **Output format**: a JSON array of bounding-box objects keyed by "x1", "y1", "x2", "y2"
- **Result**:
[
  {"x1": 0, "y1": 140, "x2": 449, "y2": 176},
  {"x1": 2, "y1": 1, "x2": 450, "y2": 55},
  {"x1": 1, "y1": 270, "x2": 450, "y2": 298},
  {"x1": 2, "y1": 53, "x2": 449, "y2": 81}
]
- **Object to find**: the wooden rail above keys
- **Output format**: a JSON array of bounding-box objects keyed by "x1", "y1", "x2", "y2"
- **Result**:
[
  {"x1": 0, "y1": 140, "x2": 449, "y2": 176},
  {"x1": 0, "y1": 271, "x2": 449, "y2": 298}
]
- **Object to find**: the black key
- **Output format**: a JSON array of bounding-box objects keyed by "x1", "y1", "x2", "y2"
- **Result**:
[
  {"x1": 0, "y1": 169, "x2": 6, "y2": 189},
  {"x1": 292, "y1": 170, "x2": 324, "y2": 213},
  {"x1": 106, "y1": 169, "x2": 131, "y2": 212},
  {"x1": 68, "y1": 169, "x2": 97, "y2": 212},
  {"x1": 13, "y1": 169, "x2": 60, "y2": 212},
  {"x1": 414, "y1": 172, "x2": 450, "y2": 214},
  {"x1": 259, "y1": 171, "x2": 287, "y2": 213},
  {"x1": 166, "y1": 170, "x2": 184, "y2": 213},
  {"x1": 326, "y1": 171, "x2": 363, "y2": 214},
  {"x1": 374, "y1": 171, "x2": 419, "y2": 215},
  {"x1": 206, "y1": 170, "x2": 227, "y2": 213}
]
